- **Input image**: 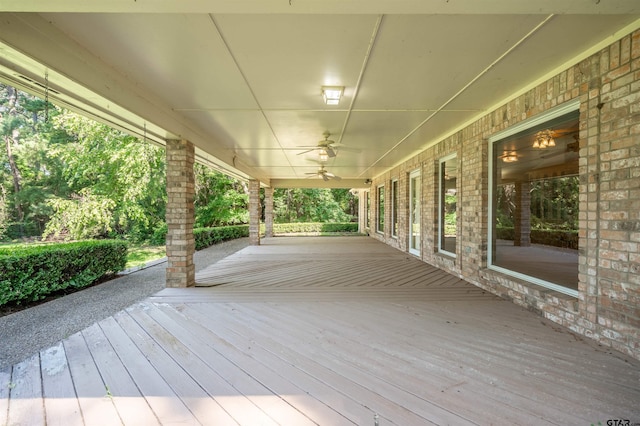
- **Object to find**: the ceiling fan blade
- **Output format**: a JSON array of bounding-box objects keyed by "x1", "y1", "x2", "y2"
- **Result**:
[
  {"x1": 297, "y1": 148, "x2": 317, "y2": 155},
  {"x1": 326, "y1": 146, "x2": 336, "y2": 157},
  {"x1": 325, "y1": 172, "x2": 342, "y2": 181},
  {"x1": 322, "y1": 173, "x2": 329, "y2": 181}
]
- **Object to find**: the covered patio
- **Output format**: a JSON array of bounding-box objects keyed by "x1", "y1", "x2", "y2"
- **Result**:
[{"x1": 2, "y1": 236, "x2": 639, "y2": 425}]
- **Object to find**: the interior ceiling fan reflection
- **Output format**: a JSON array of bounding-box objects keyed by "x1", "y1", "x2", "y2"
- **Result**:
[
  {"x1": 296, "y1": 131, "x2": 361, "y2": 159},
  {"x1": 305, "y1": 165, "x2": 342, "y2": 181}
]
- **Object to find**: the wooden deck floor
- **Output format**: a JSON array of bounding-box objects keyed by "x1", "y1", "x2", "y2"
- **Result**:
[{"x1": 2, "y1": 236, "x2": 639, "y2": 425}]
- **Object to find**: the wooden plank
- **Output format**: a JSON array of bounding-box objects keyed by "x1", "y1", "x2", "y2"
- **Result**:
[
  {"x1": 132, "y1": 303, "x2": 277, "y2": 426},
  {"x1": 81, "y1": 323, "x2": 160, "y2": 426},
  {"x1": 189, "y1": 302, "x2": 475, "y2": 426},
  {"x1": 145, "y1": 302, "x2": 356, "y2": 426},
  {"x1": 134, "y1": 302, "x2": 311, "y2": 426},
  {"x1": 121, "y1": 305, "x2": 242, "y2": 426},
  {"x1": 40, "y1": 343, "x2": 83, "y2": 426},
  {"x1": 7, "y1": 353, "x2": 45, "y2": 426},
  {"x1": 258, "y1": 301, "x2": 565, "y2": 424},
  {"x1": 113, "y1": 308, "x2": 238, "y2": 426},
  {"x1": 97, "y1": 315, "x2": 199, "y2": 425},
  {"x1": 63, "y1": 332, "x2": 121, "y2": 426}
]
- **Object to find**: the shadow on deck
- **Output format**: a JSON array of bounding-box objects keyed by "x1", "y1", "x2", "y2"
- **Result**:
[{"x1": 2, "y1": 236, "x2": 639, "y2": 425}]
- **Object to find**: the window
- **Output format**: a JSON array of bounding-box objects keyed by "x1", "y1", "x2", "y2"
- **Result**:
[
  {"x1": 489, "y1": 102, "x2": 579, "y2": 296},
  {"x1": 409, "y1": 169, "x2": 421, "y2": 256},
  {"x1": 391, "y1": 179, "x2": 398, "y2": 238},
  {"x1": 377, "y1": 185, "x2": 385, "y2": 233},
  {"x1": 439, "y1": 155, "x2": 457, "y2": 256}
]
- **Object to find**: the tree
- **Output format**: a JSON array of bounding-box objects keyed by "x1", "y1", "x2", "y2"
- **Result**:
[
  {"x1": 194, "y1": 165, "x2": 248, "y2": 227},
  {"x1": 0, "y1": 84, "x2": 60, "y2": 238},
  {"x1": 44, "y1": 112, "x2": 166, "y2": 241},
  {"x1": 273, "y1": 188, "x2": 356, "y2": 223}
]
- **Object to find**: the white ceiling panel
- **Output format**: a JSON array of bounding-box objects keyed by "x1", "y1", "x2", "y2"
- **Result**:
[
  {"x1": 340, "y1": 110, "x2": 435, "y2": 151},
  {"x1": 446, "y1": 14, "x2": 640, "y2": 111},
  {"x1": 353, "y1": 14, "x2": 549, "y2": 110},
  {"x1": 183, "y1": 110, "x2": 278, "y2": 149},
  {"x1": 1, "y1": 7, "x2": 638, "y2": 186},
  {"x1": 214, "y1": 14, "x2": 380, "y2": 110},
  {"x1": 262, "y1": 110, "x2": 347, "y2": 150},
  {"x1": 43, "y1": 13, "x2": 258, "y2": 110}
]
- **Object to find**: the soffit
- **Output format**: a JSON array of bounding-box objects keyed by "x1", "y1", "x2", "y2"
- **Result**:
[{"x1": 0, "y1": 3, "x2": 638, "y2": 187}]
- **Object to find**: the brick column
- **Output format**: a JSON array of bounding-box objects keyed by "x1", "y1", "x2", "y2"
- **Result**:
[
  {"x1": 165, "y1": 139, "x2": 195, "y2": 287},
  {"x1": 514, "y1": 180, "x2": 531, "y2": 247},
  {"x1": 249, "y1": 179, "x2": 261, "y2": 245},
  {"x1": 264, "y1": 186, "x2": 274, "y2": 238}
]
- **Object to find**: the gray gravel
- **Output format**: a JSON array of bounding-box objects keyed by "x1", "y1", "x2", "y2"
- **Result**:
[{"x1": 0, "y1": 237, "x2": 250, "y2": 369}]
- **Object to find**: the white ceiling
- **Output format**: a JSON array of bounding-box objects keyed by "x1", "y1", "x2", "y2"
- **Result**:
[{"x1": 0, "y1": 1, "x2": 639, "y2": 188}]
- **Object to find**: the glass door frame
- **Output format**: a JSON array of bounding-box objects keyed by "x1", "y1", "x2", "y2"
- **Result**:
[{"x1": 409, "y1": 168, "x2": 421, "y2": 257}]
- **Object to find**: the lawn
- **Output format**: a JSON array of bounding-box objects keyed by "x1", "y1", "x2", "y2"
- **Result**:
[{"x1": 125, "y1": 244, "x2": 166, "y2": 269}]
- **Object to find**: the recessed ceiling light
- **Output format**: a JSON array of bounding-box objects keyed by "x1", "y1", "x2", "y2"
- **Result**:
[{"x1": 321, "y1": 86, "x2": 344, "y2": 105}]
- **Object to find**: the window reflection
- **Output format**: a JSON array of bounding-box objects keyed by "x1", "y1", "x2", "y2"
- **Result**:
[{"x1": 439, "y1": 156, "x2": 457, "y2": 255}]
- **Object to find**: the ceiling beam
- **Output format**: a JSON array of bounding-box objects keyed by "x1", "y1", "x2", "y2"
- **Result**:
[
  {"x1": 270, "y1": 179, "x2": 370, "y2": 189},
  {"x1": 1, "y1": 0, "x2": 639, "y2": 14}
]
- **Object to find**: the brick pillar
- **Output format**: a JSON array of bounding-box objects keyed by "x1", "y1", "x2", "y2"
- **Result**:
[
  {"x1": 264, "y1": 186, "x2": 274, "y2": 238},
  {"x1": 514, "y1": 180, "x2": 531, "y2": 247},
  {"x1": 249, "y1": 179, "x2": 261, "y2": 245},
  {"x1": 165, "y1": 139, "x2": 195, "y2": 287}
]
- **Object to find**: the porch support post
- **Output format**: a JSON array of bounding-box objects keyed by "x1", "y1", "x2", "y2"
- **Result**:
[
  {"x1": 358, "y1": 189, "x2": 368, "y2": 235},
  {"x1": 165, "y1": 139, "x2": 195, "y2": 287},
  {"x1": 249, "y1": 179, "x2": 261, "y2": 245},
  {"x1": 514, "y1": 180, "x2": 531, "y2": 247},
  {"x1": 264, "y1": 186, "x2": 274, "y2": 238}
]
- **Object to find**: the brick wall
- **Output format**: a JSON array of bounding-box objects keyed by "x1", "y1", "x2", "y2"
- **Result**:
[
  {"x1": 249, "y1": 179, "x2": 261, "y2": 245},
  {"x1": 264, "y1": 186, "x2": 274, "y2": 238},
  {"x1": 370, "y1": 28, "x2": 640, "y2": 360},
  {"x1": 165, "y1": 139, "x2": 195, "y2": 288}
]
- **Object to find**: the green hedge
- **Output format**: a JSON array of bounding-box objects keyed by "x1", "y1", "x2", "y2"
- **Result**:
[
  {"x1": 273, "y1": 222, "x2": 358, "y2": 234},
  {"x1": 495, "y1": 227, "x2": 578, "y2": 249},
  {"x1": 0, "y1": 240, "x2": 127, "y2": 307},
  {"x1": 194, "y1": 225, "x2": 249, "y2": 250}
]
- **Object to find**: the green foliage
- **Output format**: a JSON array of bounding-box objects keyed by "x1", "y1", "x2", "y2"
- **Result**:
[
  {"x1": 0, "y1": 186, "x2": 7, "y2": 240},
  {"x1": 42, "y1": 189, "x2": 116, "y2": 240},
  {"x1": 1, "y1": 84, "x2": 65, "y2": 239},
  {"x1": 0, "y1": 240, "x2": 127, "y2": 306},
  {"x1": 150, "y1": 223, "x2": 169, "y2": 246},
  {"x1": 194, "y1": 225, "x2": 249, "y2": 250},
  {"x1": 50, "y1": 112, "x2": 166, "y2": 242},
  {"x1": 496, "y1": 176, "x2": 579, "y2": 233},
  {"x1": 272, "y1": 222, "x2": 358, "y2": 234},
  {"x1": 194, "y1": 165, "x2": 248, "y2": 227},
  {"x1": 495, "y1": 227, "x2": 578, "y2": 249},
  {"x1": 274, "y1": 188, "x2": 356, "y2": 223}
]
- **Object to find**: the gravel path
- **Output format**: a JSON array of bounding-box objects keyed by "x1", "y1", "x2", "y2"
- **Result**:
[{"x1": 0, "y1": 237, "x2": 250, "y2": 369}]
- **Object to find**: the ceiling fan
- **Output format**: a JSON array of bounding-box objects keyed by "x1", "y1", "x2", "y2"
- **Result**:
[
  {"x1": 296, "y1": 131, "x2": 360, "y2": 160},
  {"x1": 305, "y1": 165, "x2": 342, "y2": 181}
]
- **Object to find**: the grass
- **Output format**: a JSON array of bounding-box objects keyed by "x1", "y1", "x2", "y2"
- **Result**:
[{"x1": 125, "y1": 244, "x2": 166, "y2": 269}]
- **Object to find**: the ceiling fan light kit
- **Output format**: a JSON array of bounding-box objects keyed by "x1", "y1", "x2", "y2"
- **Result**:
[
  {"x1": 532, "y1": 129, "x2": 556, "y2": 149},
  {"x1": 305, "y1": 165, "x2": 342, "y2": 181}
]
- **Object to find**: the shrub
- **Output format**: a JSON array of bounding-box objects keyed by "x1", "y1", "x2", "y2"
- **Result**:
[
  {"x1": 193, "y1": 225, "x2": 249, "y2": 250},
  {"x1": 0, "y1": 240, "x2": 127, "y2": 306},
  {"x1": 273, "y1": 222, "x2": 358, "y2": 234}
]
